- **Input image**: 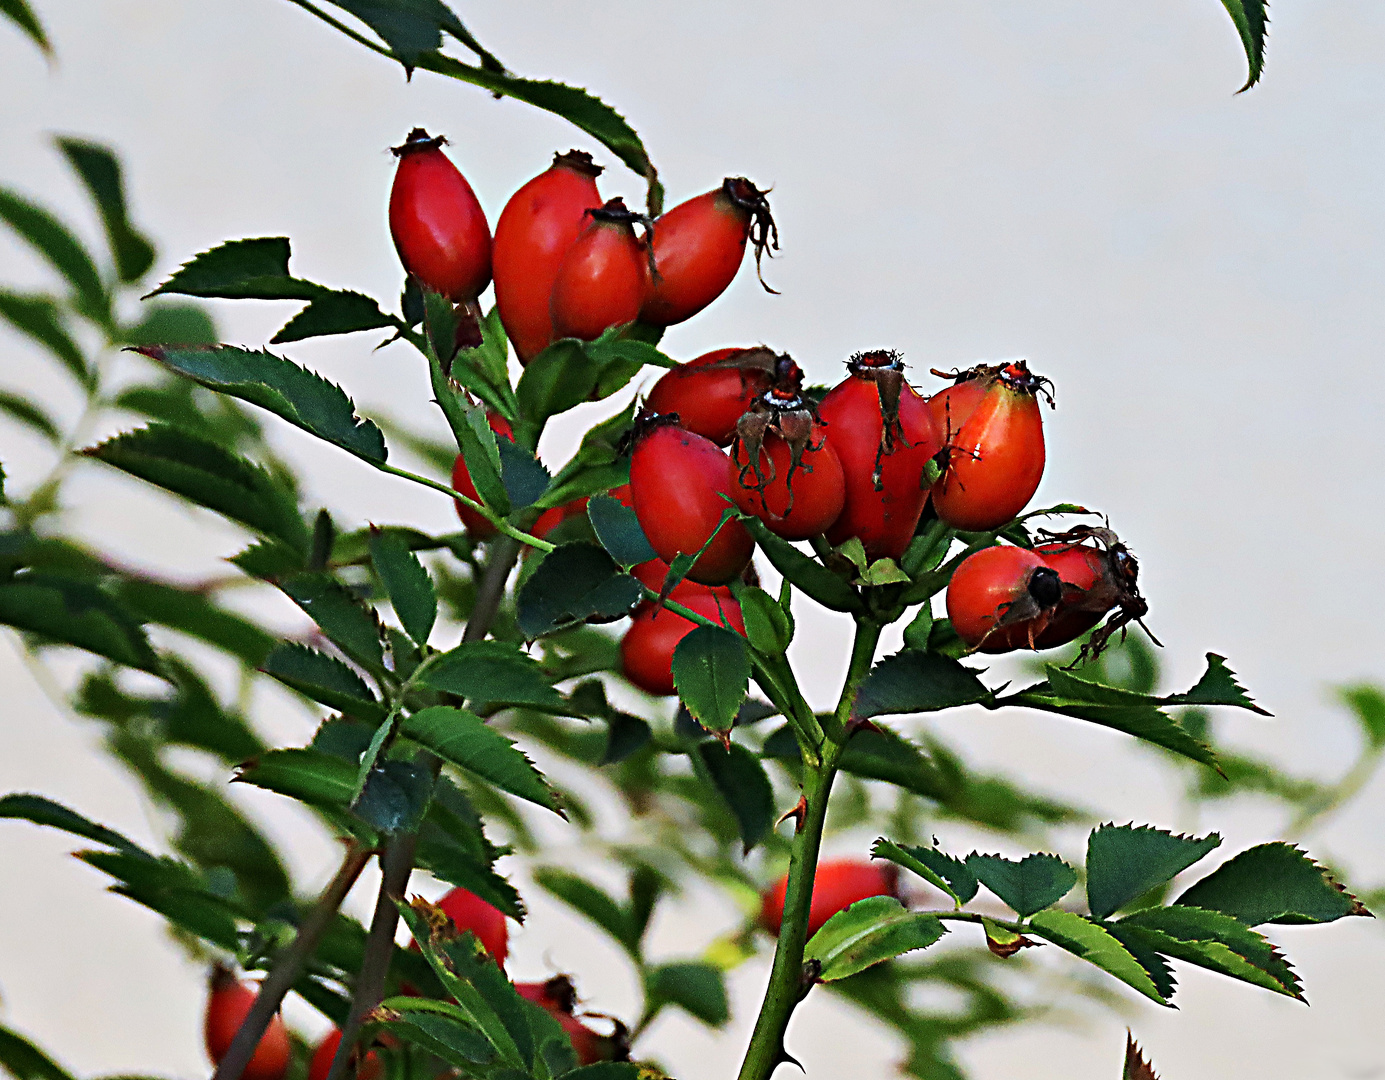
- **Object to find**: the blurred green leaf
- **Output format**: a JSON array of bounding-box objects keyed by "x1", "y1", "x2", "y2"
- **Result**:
[
  {"x1": 82, "y1": 425, "x2": 309, "y2": 552},
  {"x1": 0, "y1": 573, "x2": 162, "y2": 674},
  {"x1": 645, "y1": 962, "x2": 729, "y2": 1026},
  {"x1": 402, "y1": 706, "x2": 562, "y2": 814},
  {"x1": 55, "y1": 137, "x2": 156, "y2": 282},
  {"x1": 132, "y1": 344, "x2": 387, "y2": 463},
  {"x1": 259, "y1": 642, "x2": 386, "y2": 720},
  {"x1": 1176, "y1": 843, "x2": 1369, "y2": 925},
  {"x1": 0, "y1": 793, "x2": 147, "y2": 855},
  {"x1": 1337, "y1": 683, "x2": 1385, "y2": 749},
  {"x1": 80, "y1": 849, "x2": 244, "y2": 949},
  {"x1": 0, "y1": 0, "x2": 52, "y2": 57},
  {"x1": 695, "y1": 741, "x2": 774, "y2": 853},
  {"x1": 0, "y1": 187, "x2": 106, "y2": 318},
  {"x1": 120, "y1": 302, "x2": 218, "y2": 346},
  {"x1": 0, "y1": 1024, "x2": 71, "y2": 1080},
  {"x1": 673, "y1": 626, "x2": 750, "y2": 734},
  {"x1": 0, "y1": 391, "x2": 60, "y2": 442},
  {"x1": 1028, "y1": 910, "x2": 1167, "y2": 1004},
  {"x1": 533, "y1": 867, "x2": 637, "y2": 956},
  {"x1": 1086, "y1": 823, "x2": 1221, "y2": 920},
  {"x1": 0, "y1": 291, "x2": 88, "y2": 383},
  {"x1": 1220, "y1": 0, "x2": 1268, "y2": 91},
  {"x1": 965, "y1": 852, "x2": 1076, "y2": 918},
  {"x1": 805, "y1": 896, "x2": 947, "y2": 981},
  {"x1": 112, "y1": 578, "x2": 276, "y2": 667}
]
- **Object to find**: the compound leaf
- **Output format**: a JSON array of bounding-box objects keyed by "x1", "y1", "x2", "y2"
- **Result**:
[{"x1": 804, "y1": 896, "x2": 947, "y2": 981}]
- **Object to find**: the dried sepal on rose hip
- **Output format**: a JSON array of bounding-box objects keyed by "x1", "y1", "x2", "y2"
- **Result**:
[
  {"x1": 929, "y1": 360, "x2": 1054, "y2": 531},
  {"x1": 731, "y1": 385, "x2": 845, "y2": 540},
  {"x1": 646, "y1": 346, "x2": 803, "y2": 447}
]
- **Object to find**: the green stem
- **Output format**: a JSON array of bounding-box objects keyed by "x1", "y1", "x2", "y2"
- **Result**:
[
  {"x1": 374, "y1": 461, "x2": 555, "y2": 553},
  {"x1": 736, "y1": 618, "x2": 881, "y2": 1080}
]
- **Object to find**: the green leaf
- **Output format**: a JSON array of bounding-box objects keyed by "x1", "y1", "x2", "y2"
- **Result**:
[
  {"x1": 1338, "y1": 683, "x2": 1385, "y2": 749},
  {"x1": 323, "y1": 0, "x2": 503, "y2": 70},
  {"x1": 1101, "y1": 920, "x2": 1177, "y2": 1001},
  {"x1": 416, "y1": 782, "x2": 522, "y2": 921},
  {"x1": 82, "y1": 425, "x2": 309, "y2": 551},
  {"x1": 121, "y1": 303, "x2": 218, "y2": 346},
  {"x1": 401, "y1": 706, "x2": 562, "y2": 814},
  {"x1": 741, "y1": 516, "x2": 860, "y2": 613},
  {"x1": 870, "y1": 838, "x2": 976, "y2": 905},
  {"x1": 452, "y1": 397, "x2": 510, "y2": 515},
  {"x1": 0, "y1": 291, "x2": 87, "y2": 383},
  {"x1": 695, "y1": 741, "x2": 774, "y2": 853},
  {"x1": 1086, "y1": 823, "x2": 1222, "y2": 920},
  {"x1": 1118, "y1": 904, "x2": 1302, "y2": 999},
  {"x1": 111, "y1": 579, "x2": 275, "y2": 667},
  {"x1": 0, "y1": 573, "x2": 161, "y2": 674},
  {"x1": 586, "y1": 493, "x2": 656, "y2": 566},
  {"x1": 1175, "y1": 842, "x2": 1369, "y2": 925},
  {"x1": 515, "y1": 332, "x2": 667, "y2": 429},
  {"x1": 355, "y1": 759, "x2": 433, "y2": 833},
  {"x1": 1220, "y1": 0, "x2": 1268, "y2": 91},
  {"x1": 496, "y1": 439, "x2": 550, "y2": 511},
  {"x1": 271, "y1": 288, "x2": 395, "y2": 343},
  {"x1": 132, "y1": 344, "x2": 387, "y2": 463},
  {"x1": 601, "y1": 711, "x2": 652, "y2": 765},
  {"x1": 229, "y1": 539, "x2": 304, "y2": 580},
  {"x1": 279, "y1": 573, "x2": 384, "y2": 670},
  {"x1": 258, "y1": 642, "x2": 385, "y2": 720},
  {"x1": 965, "y1": 852, "x2": 1076, "y2": 918},
  {"x1": 0, "y1": 391, "x2": 60, "y2": 442},
  {"x1": 557, "y1": 1066, "x2": 653, "y2": 1080},
  {"x1": 645, "y1": 962, "x2": 729, "y2": 1027},
  {"x1": 804, "y1": 896, "x2": 947, "y2": 981},
  {"x1": 234, "y1": 748, "x2": 358, "y2": 810},
  {"x1": 533, "y1": 867, "x2": 637, "y2": 956},
  {"x1": 1160, "y1": 654, "x2": 1269, "y2": 715},
  {"x1": 149, "y1": 237, "x2": 316, "y2": 300},
  {"x1": 1005, "y1": 666, "x2": 1218, "y2": 769},
  {"x1": 368, "y1": 528, "x2": 436, "y2": 645},
  {"x1": 516, "y1": 542, "x2": 642, "y2": 638},
  {"x1": 673, "y1": 625, "x2": 751, "y2": 733},
  {"x1": 81, "y1": 850, "x2": 244, "y2": 949},
  {"x1": 736, "y1": 584, "x2": 793, "y2": 655},
  {"x1": 420, "y1": 640, "x2": 565, "y2": 712},
  {"x1": 375, "y1": 999, "x2": 496, "y2": 1070},
  {"x1": 0, "y1": 793, "x2": 146, "y2": 855},
  {"x1": 418, "y1": 54, "x2": 661, "y2": 215},
  {"x1": 1027, "y1": 910, "x2": 1167, "y2": 1004},
  {"x1": 0, "y1": 1024, "x2": 72, "y2": 1080},
  {"x1": 54, "y1": 137, "x2": 156, "y2": 282},
  {"x1": 0, "y1": 188, "x2": 105, "y2": 317},
  {"x1": 0, "y1": 0, "x2": 51, "y2": 56},
  {"x1": 853, "y1": 650, "x2": 991, "y2": 721}
]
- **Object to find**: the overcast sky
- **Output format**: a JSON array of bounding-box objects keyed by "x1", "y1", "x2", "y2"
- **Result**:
[{"x1": 3, "y1": 3, "x2": 1385, "y2": 1079}]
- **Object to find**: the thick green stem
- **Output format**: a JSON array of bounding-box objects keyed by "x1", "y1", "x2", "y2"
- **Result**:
[{"x1": 736, "y1": 618, "x2": 882, "y2": 1080}]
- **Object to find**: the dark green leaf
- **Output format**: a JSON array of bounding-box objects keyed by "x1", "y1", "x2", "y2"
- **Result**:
[
  {"x1": 55, "y1": 137, "x2": 155, "y2": 282},
  {"x1": 1005, "y1": 666, "x2": 1218, "y2": 769},
  {"x1": 1101, "y1": 921, "x2": 1177, "y2": 1001},
  {"x1": 258, "y1": 642, "x2": 385, "y2": 720},
  {"x1": 113, "y1": 578, "x2": 275, "y2": 667},
  {"x1": 0, "y1": 573, "x2": 161, "y2": 674},
  {"x1": 132, "y1": 344, "x2": 387, "y2": 463},
  {"x1": 1086, "y1": 823, "x2": 1222, "y2": 920},
  {"x1": 375, "y1": 999, "x2": 496, "y2": 1070},
  {"x1": 452, "y1": 397, "x2": 509, "y2": 515},
  {"x1": 1027, "y1": 910, "x2": 1167, "y2": 1004},
  {"x1": 1175, "y1": 842, "x2": 1369, "y2": 925},
  {"x1": 870, "y1": 838, "x2": 976, "y2": 905},
  {"x1": 1220, "y1": 0, "x2": 1268, "y2": 91},
  {"x1": 1338, "y1": 683, "x2": 1385, "y2": 749},
  {"x1": 741, "y1": 516, "x2": 860, "y2": 613},
  {"x1": 0, "y1": 793, "x2": 146, "y2": 855},
  {"x1": 673, "y1": 625, "x2": 751, "y2": 733},
  {"x1": 355, "y1": 759, "x2": 433, "y2": 833},
  {"x1": 0, "y1": 1023, "x2": 72, "y2": 1080},
  {"x1": 369, "y1": 528, "x2": 436, "y2": 645},
  {"x1": 0, "y1": 0, "x2": 51, "y2": 56},
  {"x1": 853, "y1": 650, "x2": 991, "y2": 721},
  {"x1": 229, "y1": 539, "x2": 304, "y2": 580},
  {"x1": 516, "y1": 542, "x2": 641, "y2": 638},
  {"x1": 586, "y1": 494, "x2": 656, "y2": 566},
  {"x1": 533, "y1": 868, "x2": 636, "y2": 956},
  {"x1": 965, "y1": 852, "x2": 1076, "y2": 918},
  {"x1": 0, "y1": 188, "x2": 105, "y2": 315},
  {"x1": 149, "y1": 237, "x2": 315, "y2": 300},
  {"x1": 601, "y1": 711, "x2": 651, "y2": 765},
  {"x1": 695, "y1": 741, "x2": 774, "y2": 853},
  {"x1": 496, "y1": 439, "x2": 550, "y2": 511},
  {"x1": 401, "y1": 706, "x2": 562, "y2": 814},
  {"x1": 234, "y1": 748, "x2": 357, "y2": 811},
  {"x1": 82, "y1": 425, "x2": 308, "y2": 551},
  {"x1": 515, "y1": 341, "x2": 603, "y2": 425},
  {"x1": 645, "y1": 962, "x2": 729, "y2": 1027},
  {"x1": 737, "y1": 584, "x2": 793, "y2": 655},
  {"x1": 0, "y1": 291, "x2": 87, "y2": 383},
  {"x1": 279, "y1": 573, "x2": 384, "y2": 669},
  {"x1": 324, "y1": 0, "x2": 502, "y2": 70},
  {"x1": 1119, "y1": 904, "x2": 1302, "y2": 998},
  {"x1": 416, "y1": 784, "x2": 522, "y2": 921},
  {"x1": 0, "y1": 391, "x2": 60, "y2": 441},
  {"x1": 421, "y1": 640, "x2": 565, "y2": 712},
  {"x1": 81, "y1": 849, "x2": 244, "y2": 949},
  {"x1": 270, "y1": 288, "x2": 395, "y2": 343},
  {"x1": 1160, "y1": 654, "x2": 1269, "y2": 715},
  {"x1": 804, "y1": 896, "x2": 947, "y2": 981}
]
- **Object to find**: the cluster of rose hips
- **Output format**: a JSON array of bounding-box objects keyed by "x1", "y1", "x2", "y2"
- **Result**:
[
  {"x1": 394, "y1": 130, "x2": 1147, "y2": 690},
  {"x1": 203, "y1": 888, "x2": 625, "y2": 1080}
]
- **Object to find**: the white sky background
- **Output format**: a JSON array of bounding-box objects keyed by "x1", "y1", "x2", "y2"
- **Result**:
[{"x1": 2, "y1": 2, "x2": 1385, "y2": 1078}]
